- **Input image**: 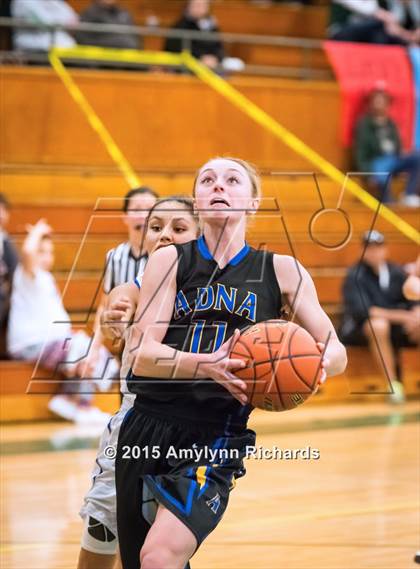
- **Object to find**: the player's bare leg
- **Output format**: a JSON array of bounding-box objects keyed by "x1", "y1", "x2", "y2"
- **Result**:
[
  {"x1": 363, "y1": 318, "x2": 404, "y2": 402},
  {"x1": 363, "y1": 318, "x2": 397, "y2": 380},
  {"x1": 140, "y1": 504, "x2": 196, "y2": 569},
  {"x1": 77, "y1": 548, "x2": 118, "y2": 569},
  {"x1": 404, "y1": 306, "x2": 420, "y2": 344}
]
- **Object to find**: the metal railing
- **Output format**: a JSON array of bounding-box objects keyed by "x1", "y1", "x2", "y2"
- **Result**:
[{"x1": 0, "y1": 17, "x2": 331, "y2": 79}]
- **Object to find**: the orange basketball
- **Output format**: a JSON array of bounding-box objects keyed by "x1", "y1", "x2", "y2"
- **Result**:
[{"x1": 231, "y1": 320, "x2": 322, "y2": 412}]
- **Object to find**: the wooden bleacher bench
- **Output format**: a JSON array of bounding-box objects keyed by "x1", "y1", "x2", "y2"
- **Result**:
[
  {"x1": 0, "y1": 68, "x2": 344, "y2": 171},
  {"x1": 51, "y1": 270, "x2": 344, "y2": 311},
  {"x1": 315, "y1": 346, "x2": 420, "y2": 404},
  {"x1": 11, "y1": 238, "x2": 419, "y2": 274},
  {"x1": 2, "y1": 169, "x2": 408, "y2": 210},
  {"x1": 0, "y1": 361, "x2": 120, "y2": 421},
  {"x1": 7, "y1": 203, "x2": 419, "y2": 237},
  {"x1": 0, "y1": 361, "x2": 63, "y2": 395}
]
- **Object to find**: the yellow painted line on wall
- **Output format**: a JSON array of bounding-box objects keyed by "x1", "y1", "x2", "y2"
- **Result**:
[
  {"x1": 48, "y1": 49, "x2": 140, "y2": 188},
  {"x1": 182, "y1": 52, "x2": 420, "y2": 244}
]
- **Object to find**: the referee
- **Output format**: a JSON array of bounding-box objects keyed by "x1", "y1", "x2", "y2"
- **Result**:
[{"x1": 83, "y1": 186, "x2": 158, "y2": 378}]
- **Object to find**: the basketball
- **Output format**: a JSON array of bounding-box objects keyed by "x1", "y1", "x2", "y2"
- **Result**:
[{"x1": 231, "y1": 320, "x2": 323, "y2": 412}]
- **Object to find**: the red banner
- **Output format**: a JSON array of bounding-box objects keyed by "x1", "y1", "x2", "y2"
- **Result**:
[{"x1": 324, "y1": 41, "x2": 414, "y2": 150}]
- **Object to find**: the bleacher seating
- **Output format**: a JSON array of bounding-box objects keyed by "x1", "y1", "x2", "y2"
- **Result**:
[
  {"x1": 1, "y1": 37, "x2": 418, "y2": 421},
  {"x1": 5, "y1": 0, "x2": 331, "y2": 78},
  {"x1": 0, "y1": 361, "x2": 120, "y2": 421}
]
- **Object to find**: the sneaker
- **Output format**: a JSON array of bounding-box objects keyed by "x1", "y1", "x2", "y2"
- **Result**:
[
  {"x1": 48, "y1": 395, "x2": 78, "y2": 421},
  {"x1": 400, "y1": 195, "x2": 420, "y2": 208},
  {"x1": 222, "y1": 57, "x2": 245, "y2": 72},
  {"x1": 388, "y1": 380, "x2": 406, "y2": 404},
  {"x1": 74, "y1": 406, "x2": 111, "y2": 425}
]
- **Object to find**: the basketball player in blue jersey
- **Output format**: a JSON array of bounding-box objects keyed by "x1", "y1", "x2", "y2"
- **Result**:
[
  {"x1": 115, "y1": 157, "x2": 348, "y2": 569},
  {"x1": 77, "y1": 197, "x2": 199, "y2": 569}
]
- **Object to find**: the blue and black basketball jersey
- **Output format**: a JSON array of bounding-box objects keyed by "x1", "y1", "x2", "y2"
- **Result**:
[{"x1": 128, "y1": 236, "x2": 283, "y2": 429}]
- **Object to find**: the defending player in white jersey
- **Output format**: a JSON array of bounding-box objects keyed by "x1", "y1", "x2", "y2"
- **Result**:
[
  {"x1": 77, "y1": 197, "x2": 199, "y2": 569},
  {"x1": 80, "y1": 187, "x2": 158, "y2": 384}
]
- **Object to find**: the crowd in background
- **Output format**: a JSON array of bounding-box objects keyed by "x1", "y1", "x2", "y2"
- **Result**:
[{"x1": 3, "y1": 1, "x2": 419, "y2": 59}]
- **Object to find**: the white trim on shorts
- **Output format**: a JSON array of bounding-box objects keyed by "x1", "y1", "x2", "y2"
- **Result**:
[{"x1": 79, "y1": 394, "x2": 135, "y2": 537}]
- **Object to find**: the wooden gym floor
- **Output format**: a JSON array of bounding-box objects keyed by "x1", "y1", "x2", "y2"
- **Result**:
[{"x1": 1, "y1": 400, "x2": 419, "y2": 569}]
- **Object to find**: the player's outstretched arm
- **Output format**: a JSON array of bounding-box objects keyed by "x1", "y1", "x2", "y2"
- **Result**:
[
  {"x1": 274, "y1": 255, "x2": 347, "y2": 377},
  {"x1": 128, "y1": 246, "x2": 247, "y2": 403},
  {"x1": 21, "y1": 218, "x2": 52, "y2": 278}
]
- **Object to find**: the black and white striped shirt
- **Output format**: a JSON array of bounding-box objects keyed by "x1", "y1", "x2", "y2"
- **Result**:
[{"x1": 103, "y1": 242, "x2": 147, "y2": 294}]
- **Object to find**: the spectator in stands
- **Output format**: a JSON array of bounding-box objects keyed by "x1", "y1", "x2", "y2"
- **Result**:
[
  {"x1": 353, "y1": 87, "x2": 420, "y2": 207},
  {"x1": 164, "y1": 0, "x2": 225, "y2": 70},
  {"x1": 75, "y1": 0, "x2": 139, "y2": 50},
  {"x1": 328, "y1": 0, "x2": 419, "y2": 45},
  {"x1": 80, "y1": 187, "x2": 157, "y2": 379},
  {"x1": 0, "y1": 194, "x2": 19, "y2": 358},
  {"x1": 7, "y1": 219, "x2": 119, "y2": 424},
  {"x1": 339, "y1": 230, "x2": 419, "y2": 403},
  {"x1": 11, "y1": 0, "x2": 78, "y2": 51}
]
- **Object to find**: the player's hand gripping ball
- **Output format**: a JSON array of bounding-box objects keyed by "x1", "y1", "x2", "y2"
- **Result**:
[{"x1": 230, "y1": 320, "x2": 323, "y2": 412}]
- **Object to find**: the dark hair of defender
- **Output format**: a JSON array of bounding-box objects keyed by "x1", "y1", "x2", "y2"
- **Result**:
[{"x1": 146, "y1": 196, "x2": 198, "y2": 227}]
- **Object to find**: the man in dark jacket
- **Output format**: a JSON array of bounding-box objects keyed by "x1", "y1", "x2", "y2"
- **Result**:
[
  {"x1": 164, "y1": 0, "x2": 224, "y2": 70},
  {"x1": 340, "y1": 230, "x2": 419, "y2": 402},
  {"x1": 76, "y1": 0, "x2": 139, "y2": 50},
  {"x1": 353, "y1": 88, "x2": 420, "y2": 206}
]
